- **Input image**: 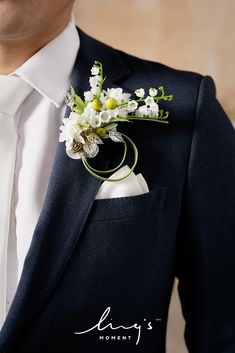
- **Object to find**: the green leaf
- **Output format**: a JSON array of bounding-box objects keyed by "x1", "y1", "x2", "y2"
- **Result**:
[{"x1": 70, "y1": 86, "x2": 86, "y2": 115}]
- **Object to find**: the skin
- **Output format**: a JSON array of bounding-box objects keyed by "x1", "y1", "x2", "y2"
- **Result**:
[{"x1": 0, "y1": 0, "x2": 75, "y2": 74}]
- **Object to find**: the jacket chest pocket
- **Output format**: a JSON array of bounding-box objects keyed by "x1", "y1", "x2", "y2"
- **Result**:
[
  {"x1": 77, "y1": 187, "x2": 168, "y2": 289},
  {"x1": 88, "y1": 186, "x2": 167, "y2": 222}
]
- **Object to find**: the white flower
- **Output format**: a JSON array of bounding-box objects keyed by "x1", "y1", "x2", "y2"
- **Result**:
[
  {"x1": 76, "y1": 119, "x2": 90, "y2": 132},
  {"x1": 106, "y1": 88, "x2": 131, "y2": 105},
  {"x1": 144, "y1": 96, "x2": 155, "y2": 106},
  {"x1": 149, "y1": 102, "x2": 159, "y2": 116},
  {"x1": 135, "y1": 109, "x2": 143, "y2": 117},
  {"x1": 91, "y1": 66, "x2": 100, "y2": 75},
  {"x1": 138, "y1": 105, "x2": 149, "y2": 117},
  {"x1": 99, "y1": 111, "x2": 110, "y2": 122},
  {"x1": 84, "y1": 91, "x2": 94, "y2": 102},
  {"x1": 82, "y1": 105, "x2": 97, "y2": 123},
  {"x1": 59, "y1": 113, "x2": 84, "y2": 144},
  {"x1": 89, "y1": 75, "x2": 100, "y2": 89},
  {"x1": 122, "y1": 92, "x2": 132, "y2": 102},
  {"x1": 105, "y1": 107, "x2": 123, "y2": 119},
  {"x1": 135, "y1": 88, "x2": 145, "y2": 98},
  {"x1": 136, "y1": 101, "x2": 159, "y2": 118},
  {"x1": 74, "y1": 131, "x2": 86, "y2": 144},
  {"x1": 127, "y1": 100, "x2": 138, "y2": 112},
  {"x1": 149, "y1": 88, "x2": 158, "y2": 97},
  {"x1": 117, "y1": 106, "x2": 129, "y2": 117},
  {"x1": 60, "y1": 115, "x2": 87, "y2": 160},
  {"x1": 91, "y1": 86, "x2": 100, "y2": 96},
  {"x1": 65, "y1": 137, "x2": 74, "y2": 149},
  {"x1": 65, "y1": 139, "x2": 83, "y2": 160},
  {"x1": 106, "y1": 88, "x2": 122, "y2": 100},
  {"x1": 90, "y1": 115, "x2": 102, "y2": 128}
]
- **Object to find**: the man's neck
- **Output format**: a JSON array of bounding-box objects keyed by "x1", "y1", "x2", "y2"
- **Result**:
[{"x1": 0, "y1": 20, "x2": 69, "y2": 75}]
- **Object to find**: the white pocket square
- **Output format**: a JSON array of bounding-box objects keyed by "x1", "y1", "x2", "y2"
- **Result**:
[{"x1": 95, "y1": 165, "x2": 149, "y2": 200}]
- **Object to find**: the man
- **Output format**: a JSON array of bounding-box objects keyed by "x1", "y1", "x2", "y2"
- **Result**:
[{"x1": 0, "y1": 1, "x2": 234, "y2": 352}]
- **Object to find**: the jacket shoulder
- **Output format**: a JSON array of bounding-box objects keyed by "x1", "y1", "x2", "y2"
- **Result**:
[
  {"x1": 116, "y1": 50, "x2": 207, "y2": 131},
  {"x1": 117, "y1": 50, "x2": 204, "y2": 112},
  {"x1": 118, "y1": 49, "x2": 202, "y2": 85}
]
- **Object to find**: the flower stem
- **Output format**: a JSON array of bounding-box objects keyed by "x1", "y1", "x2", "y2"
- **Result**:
[{"x1": 82, "y1": 133, "x2": 138, "y2": 182}]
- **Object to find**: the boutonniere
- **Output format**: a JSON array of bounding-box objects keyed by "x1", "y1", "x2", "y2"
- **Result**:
[{"x1": 59, "y1": 61, "x2": 173, "y2": 181}]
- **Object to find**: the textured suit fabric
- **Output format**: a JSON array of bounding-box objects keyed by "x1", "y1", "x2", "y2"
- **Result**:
[{"x1": 0, "y1": 27, "x2": 234, "y2": 353}]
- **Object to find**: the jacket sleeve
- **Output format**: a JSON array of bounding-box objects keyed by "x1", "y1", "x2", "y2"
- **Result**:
[{"x1": 175, "y1": 75, "x2": 235, "y2": 353}]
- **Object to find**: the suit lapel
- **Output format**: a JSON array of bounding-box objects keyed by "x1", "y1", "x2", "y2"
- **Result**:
[{"x1": 0, "y1": 27, "x2": 131, "y2": 351}]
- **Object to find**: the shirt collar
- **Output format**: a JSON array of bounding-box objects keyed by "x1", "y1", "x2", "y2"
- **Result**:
[{"x1": 13, "y1": 18, "x2": 80, "y2": 108}]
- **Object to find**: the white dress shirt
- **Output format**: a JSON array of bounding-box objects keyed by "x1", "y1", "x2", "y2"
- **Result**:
[
  {"x1": 0, "y1": 76, "x2": 33, "y2": 327},
  {"x1": 0, "y1": 18, "x2": 80, "y2": 325}
]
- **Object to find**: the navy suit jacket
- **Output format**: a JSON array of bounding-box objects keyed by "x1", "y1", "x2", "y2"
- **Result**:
[{"x1": 0, "y1": 27, "x2": 235, "y2": 353}]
